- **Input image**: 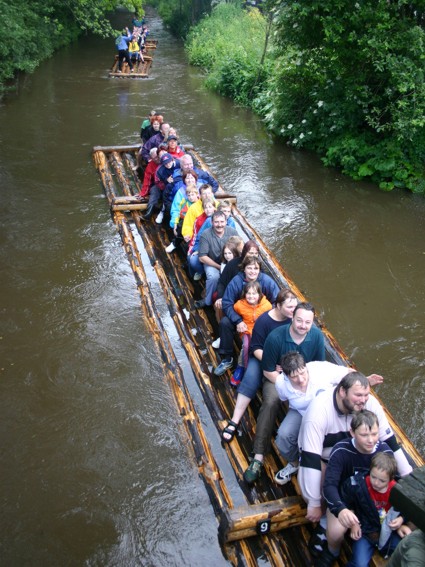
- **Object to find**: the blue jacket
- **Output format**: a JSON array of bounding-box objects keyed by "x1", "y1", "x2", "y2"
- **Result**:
[
  {"x1": 172, "y1": 166, "x2": 219, "y2": 193},
  {"x1": 222, "y1": 272, "x2": 279, "y2": 325},
  {"x1": 116, "y1": 33, "x2": 131, "y2": 51}
]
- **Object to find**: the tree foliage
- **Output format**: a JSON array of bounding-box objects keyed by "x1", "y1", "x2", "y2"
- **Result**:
[
  {"x1": 150, "y1": 0, "x2": 213, "y2": 38},
  {"x1": 0, "y1": 0, "x2": 143, "y2": 93},
  {"x1": 258, "y1": 0, "x2": 425, "y2": 193},
  {"x1": 186, "y1": 0, "x2": 425, "y2": 193}
]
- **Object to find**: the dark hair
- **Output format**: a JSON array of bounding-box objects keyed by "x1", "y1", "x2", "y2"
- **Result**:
[
  {"x1": 276, "y1": 288, "x2": 297, "y2": 306},
  {"x1": 241, "y1": 281, "x2": 263, "y2": 302},
  {"x1": 280, "y1": 351, "x2": 306, "y2": 375},
  {"x1": 240, "y1": 240, "x2": 260, "y2": 260},
  {"x1": 241, "y1": 255, "x2": 262, "y2": 272},
  {"x1": 199, "y1": 183, "x2": 212, "y2": 196},
  {"x1": 351, "y1": 410, "x2": 379, "y2": 432},
  {"x1": 370, "y1": 452, "x2": 397, "y2": 480},
  {"x1": 222, "y1": 236, "x2": 243, "y2": 263},
  {"x1": 211, "y1": 210, "x2": 226, "y2": 222},
  {"x1": 293, "y1": 302, "x2": 315, "y2": 317},
  {"x1": 183, "y1": 169, "x2": 198, "y2": 183},
  {"x1": 337, "y1": 371, "x2": 370, "y2": 395}
]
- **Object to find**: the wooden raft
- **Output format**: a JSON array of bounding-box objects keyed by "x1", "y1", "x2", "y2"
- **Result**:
[
  {"x1": 92, "y1": 144, "x2": 424, "y2": 566},
  {"x1": 109, "y1": 54, "x2": 153, "y2": 78}
]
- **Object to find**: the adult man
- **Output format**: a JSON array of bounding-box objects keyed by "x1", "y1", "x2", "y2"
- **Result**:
[
  {"x1": 195, "y1": 211, "x2": 238, "y2": 309},
  {"x1": 115, "y1": 28, "x2": 134, "y2": 73},
  {"x1": 244, "y1": 302, "x2": 325, "y2": 483},
  {"x1": 172, "y1": 153, "x2": 220, "y2": 194},
  {"x1": 141, "y1": 122, "x2": 170, "y2": 162},
  {"x1": 298, "y1": 372, "x2": 412, "y2": 524}
]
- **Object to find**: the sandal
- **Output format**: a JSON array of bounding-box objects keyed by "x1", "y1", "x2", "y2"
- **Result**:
[{"x1": 221, "y1": 420, "x2": 238, "y2": 443}]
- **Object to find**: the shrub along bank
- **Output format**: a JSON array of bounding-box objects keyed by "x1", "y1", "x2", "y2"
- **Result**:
[{"x1": 185, "y1": 1, "x2": 425, "y2": 194}]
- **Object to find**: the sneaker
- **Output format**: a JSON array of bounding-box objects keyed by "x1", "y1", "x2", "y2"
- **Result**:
[
  {"x1": 274, "y1": 462, "x2": 299, "y2": 485},
  {"x1": 230, "y1": 365, "x2": 245, "y2": 387},
  {"x1": 193, "y1": 272, "x2": 202, "y2": 281},
  {"x1": 155, "y1": 210, "x2": 164, "y2": 224},
  {"x1": 243, "y1": 459, "x2": 263, "y2": 484},
  {"x1": 312, "y1": 546, "x2": 338, "y2": 567},
  {"x1": 308, "y1": 524, "x2": 327, "y2": 558},
  {"x1": 214, "y1": 359, "x2": 233, "y2": 376},
  {"x1": 165, "y1": 242, "x2": 176, "y2": 253},
  {"x1": 211, "y1": 337, "x2": 221, "y2": 349}
]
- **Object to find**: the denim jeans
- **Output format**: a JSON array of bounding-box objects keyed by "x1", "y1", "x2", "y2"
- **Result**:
[{"x1": 347, "y1": 532, "x2": 401, "y2": 567}]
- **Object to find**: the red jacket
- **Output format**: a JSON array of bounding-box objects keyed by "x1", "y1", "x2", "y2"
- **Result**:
[{"x1": 139, "y1": 159, "x2": 159, "y2": 197}]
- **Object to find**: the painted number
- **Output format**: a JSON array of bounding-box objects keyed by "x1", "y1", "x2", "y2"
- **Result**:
[{"x1": 256, "y1": 519, "x2": 271, "y2": 535}]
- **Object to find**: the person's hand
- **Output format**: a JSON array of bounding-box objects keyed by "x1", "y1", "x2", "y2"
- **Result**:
[
  {"x1": 167, "y1": 176, "x2": 173, "y2": 183},
  {"x1": 388, "y1": 516, "x2": 404, "y2": 531},
  {"x1": 214, "y1": 298, "x2": 222, "y2": 310},
  {"x1": 236, "y1": 322, "x2": 248, "y2": 334},
  {"x1": 338, "y1": 508, "x2": 359, "y2": 529},
  {"x1": 367, "y1": 373, "x2": 384, "y2": 386},
  {"x1": 183, "y1": 235, "x2": 191, "y2": 242},
  {"x1": 305, "y1": 506, "x2": 322, "y2": 523},
  {"x1": 350, "y1": 524, "x2": 362, "y2": 540},
  {"x1": 397, "y1": 525, "x2": 412, "y2": 538},
  {"x1": 173, "y1": 227, "x2": 178, "y2": 236}
]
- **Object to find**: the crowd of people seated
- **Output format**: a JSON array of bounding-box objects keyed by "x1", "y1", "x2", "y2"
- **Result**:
[{"x1": 134, "y1": 110, "x2": 418, "y2": 567}]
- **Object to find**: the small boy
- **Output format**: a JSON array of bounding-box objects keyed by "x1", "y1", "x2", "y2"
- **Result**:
[
  {"x1": 340, "y1": 452, "x2": 411, "y2": 566},
  {"x1": 166, "y1": 186, "x2": 199, "y2": 253},
  {"x1": 217, "y1": 200, "x2": 236, "y2": 228}
]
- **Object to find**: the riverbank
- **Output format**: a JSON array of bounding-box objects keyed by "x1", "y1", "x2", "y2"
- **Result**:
[{"x1": 185, "y1": 2, "x2": 425, "y2": 194}]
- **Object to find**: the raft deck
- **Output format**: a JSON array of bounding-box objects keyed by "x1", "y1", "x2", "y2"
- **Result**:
[
  {"x1": 92, "y1": 144, "x2": 424, "y2": 566},
  {"x1": 109, "y1": 54, "x2": 153, "y2": 78}
]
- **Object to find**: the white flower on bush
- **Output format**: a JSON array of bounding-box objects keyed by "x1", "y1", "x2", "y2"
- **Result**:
[
  {"x1": 287, "y1": 124, "x2": 293, "y2": 129},
  {"x1": 293, "y1": 139, "x2": 298, "y2": 144},
  {"x1": 313, "y1": 109, "x2": 317, "y2": 114},
  {"x1": 318, "y1": 100, "x2": 324, "y2": 107},
  {"x1": 302, "y1": 119, "x2": 307, "y2": 124},
  {"x1": 299, "y1": 133, "x2": 304, "y2": 139}
]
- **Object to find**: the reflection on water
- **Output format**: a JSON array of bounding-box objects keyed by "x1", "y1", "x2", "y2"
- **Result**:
[{"x1": 0, "y1": 8, "x2": 424, "y2": 567}]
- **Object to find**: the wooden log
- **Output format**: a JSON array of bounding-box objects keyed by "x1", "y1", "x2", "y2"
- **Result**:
[
  {"x1": 218, "y1": 496, "x2": 308, "y2": 543},
  {"x1": 390, "y1": 465, "x2": 425, "y2": 531}
]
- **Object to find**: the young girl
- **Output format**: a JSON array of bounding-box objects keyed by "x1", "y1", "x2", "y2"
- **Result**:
[
  {"x1": 231, "y1": 281, "x2": 272, "y2": 386},
  {"x1": 221, "y1": 239, "x2": 239, "y2": 272}
]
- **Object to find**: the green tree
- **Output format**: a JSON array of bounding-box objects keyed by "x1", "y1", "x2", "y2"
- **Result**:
[
  {"x1": 259, "y1": 0, "x2": 425, "y2": 192},
  {"x1": 0, "y1": 0, "x2": 143, "y2": 93}
]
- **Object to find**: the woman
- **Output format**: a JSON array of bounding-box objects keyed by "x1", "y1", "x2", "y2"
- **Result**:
[
  {"x1": 221, "y1": 288, "x2": 297, "y2": 442},
  {"x1": 141, "y1": 114, "x2": 163, "y2": 143},
  {"x1": 214, "y1": 256, "x2": 280, "y2": 375},
  {"x1": 187, "y1": 199, "x2": 217, "y2": 276}
]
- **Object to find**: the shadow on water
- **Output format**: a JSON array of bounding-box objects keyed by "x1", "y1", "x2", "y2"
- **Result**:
[{"x1": 0, "y1": 7, "x2": 424, "y2": 567}]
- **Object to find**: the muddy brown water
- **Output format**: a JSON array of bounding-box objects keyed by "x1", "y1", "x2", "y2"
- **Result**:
[{"x1": 1, "y1": 9, "x2": 424, "y2": 567}]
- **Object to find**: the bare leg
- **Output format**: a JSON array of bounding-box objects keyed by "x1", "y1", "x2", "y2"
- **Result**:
[{"x1": 222, "y1": 393, "x2": 252, "y2": 441}]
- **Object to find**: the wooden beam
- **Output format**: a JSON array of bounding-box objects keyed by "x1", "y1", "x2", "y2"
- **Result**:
[{"x1": 218, "y1": 496, "x2": 309, "y2": 543}]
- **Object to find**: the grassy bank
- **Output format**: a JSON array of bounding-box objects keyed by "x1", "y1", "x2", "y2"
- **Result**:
[{"x1": 185, "y1": 2, "x2": 425, "y2": 194}]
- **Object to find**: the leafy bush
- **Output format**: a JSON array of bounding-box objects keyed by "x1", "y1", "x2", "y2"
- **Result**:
[{"x1": 186, "y1": 3, "x2": 269, "y2": 105}]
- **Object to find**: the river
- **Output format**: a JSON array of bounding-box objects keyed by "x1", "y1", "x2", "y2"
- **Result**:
[{"x1": 1, "y1": 8, "x2": 424, "y2": 567}]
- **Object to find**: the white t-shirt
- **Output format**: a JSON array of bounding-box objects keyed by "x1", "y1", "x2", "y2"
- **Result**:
[{"x1": 275, "y1": 360, "x2": 349, "y2": 416}]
